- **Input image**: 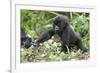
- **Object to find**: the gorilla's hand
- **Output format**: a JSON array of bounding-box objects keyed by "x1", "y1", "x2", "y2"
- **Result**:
[{"x1": 30, "y1": 40, "x2": 39, "y2": 51}]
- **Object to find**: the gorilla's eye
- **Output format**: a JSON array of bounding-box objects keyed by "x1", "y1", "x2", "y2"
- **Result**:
[
  {"x1": 54, "y1": 20, "x2": 61, "y2": 25},
  {"x1": 54, "y1": 21, "x2": 61, "y2": 26},
  {"x1": 57, "y1": 20, "x2": 61, "y2": 23}
]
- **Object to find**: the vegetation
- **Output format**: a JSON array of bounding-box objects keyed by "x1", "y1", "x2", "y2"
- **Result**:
[{"x1": 20, "y1": 10, "x2": 90, "y2": 63}]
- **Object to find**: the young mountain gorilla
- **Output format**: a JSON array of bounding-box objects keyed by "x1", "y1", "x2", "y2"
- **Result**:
[{"x1": 33, "y1": 15, "x2": 87, "y2": 53}]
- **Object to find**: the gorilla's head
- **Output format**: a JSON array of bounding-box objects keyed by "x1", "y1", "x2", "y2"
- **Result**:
[{"x1": 53, "y1": 15, "x2": 69, "y2": 33}]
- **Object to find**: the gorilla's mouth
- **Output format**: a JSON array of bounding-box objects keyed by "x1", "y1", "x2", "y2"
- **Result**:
[
  {"x1": 55, "y1": 30, "x2": 61, "y2": 34},
  {"x1": 55, "y1": 26, "x2": 59, "y2": 31}
]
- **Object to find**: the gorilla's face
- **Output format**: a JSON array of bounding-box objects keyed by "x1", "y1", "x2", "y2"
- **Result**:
[{"x1": 53, "y1": 16, "x2": 68, "y2": 33}]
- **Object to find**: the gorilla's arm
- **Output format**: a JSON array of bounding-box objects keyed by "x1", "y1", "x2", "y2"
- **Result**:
[{"x1": 36, "y1": 29, "x2": 55, "y2": 44}]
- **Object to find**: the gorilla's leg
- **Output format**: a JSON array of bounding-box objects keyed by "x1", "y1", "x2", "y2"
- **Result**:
[
  {"x1": 61, "y1": 42, "x2": 70, "y2": 53},
  {"x1": 61, "y1": 44, "x2": 67, "y2": 52},
  {"x1": 76, "y1": 39, "x2": 87, "y2": 53}
]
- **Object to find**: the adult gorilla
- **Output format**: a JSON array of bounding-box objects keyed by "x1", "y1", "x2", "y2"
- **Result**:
[{"x1": 33, "y1": 15, "x2": 87, "y2": 53}]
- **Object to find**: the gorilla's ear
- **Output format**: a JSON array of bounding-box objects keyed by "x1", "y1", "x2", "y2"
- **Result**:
[{"x1": 65, "y1": 20, "x2": 70, "y2": 25}]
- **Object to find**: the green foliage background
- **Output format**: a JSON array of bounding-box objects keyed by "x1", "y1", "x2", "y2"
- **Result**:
[{"x1": 20, "y1": 10, "x2": 90, "y2": 63}]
